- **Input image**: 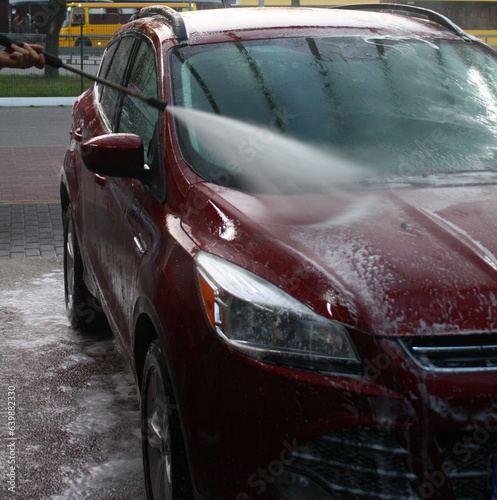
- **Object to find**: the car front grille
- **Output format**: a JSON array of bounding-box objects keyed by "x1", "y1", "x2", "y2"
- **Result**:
[
  {"x1": 399, "y1": 333, "x2": 497, "y2": 371},
  {"x1": 278, "y1": 428, "x2": 497, "y2": 499},
  {"x1": 285, "y1": 429, "x2": 417, "y2": 499},
  {"x1": 436, "y1": 430, "x2": 497, "y2": 499}
]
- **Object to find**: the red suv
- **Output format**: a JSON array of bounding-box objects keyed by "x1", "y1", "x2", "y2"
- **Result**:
[{"x1": 60, "y1": 4, "x2": 497, "y2": 499}]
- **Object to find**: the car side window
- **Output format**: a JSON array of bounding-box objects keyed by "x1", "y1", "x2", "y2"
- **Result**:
[
  {"x1": 97, "y1": 39, "x2": 119, "y2": 82},
  {"x1": 99, "y1": 36, "x2": 136, "y2": 127},
  {"x1": 118, "y1": 40, "x2": 159, "y2": 158},
  {"x1": 116, "y1": 39, "x2": 165, "y2": 202},
  {"x1": 94, "y1": 40, "x2": 119, "y2": 116}
]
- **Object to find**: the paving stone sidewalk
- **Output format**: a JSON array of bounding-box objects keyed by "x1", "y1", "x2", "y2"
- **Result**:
[
  {"x1": 0, "y1": 203, "x2": 63, "y2": 259},
  {"x1": 0, "y1": 106, "x2": 72, "y2": 259}
]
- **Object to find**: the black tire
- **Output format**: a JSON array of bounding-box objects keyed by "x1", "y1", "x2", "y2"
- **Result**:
[
  {"x1": 75, "y1": 38, "x2": 92, "y2": 47},
  {"x1": 141, "y1": 341, "x2": 193, "y2": 500},
  {"x1": 63, "y1": 206, "x2": 107, "y2": 331}
]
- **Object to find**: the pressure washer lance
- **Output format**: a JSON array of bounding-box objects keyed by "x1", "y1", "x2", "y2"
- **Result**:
[{"x1": 0, "y1": 34, "x2": 168, "y2": 111}]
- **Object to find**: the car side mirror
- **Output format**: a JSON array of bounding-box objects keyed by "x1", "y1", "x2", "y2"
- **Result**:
[{"x1": 81, "y1": 133, "x2": 148, "y2": 181}]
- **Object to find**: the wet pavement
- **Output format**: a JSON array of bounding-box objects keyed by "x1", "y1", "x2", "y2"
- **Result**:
[
  {"x1": 0, "y1": 108, "x2": 146, "y2": 498},
  {"x1": 0, "y1": 106, "x2": 68, "y2": 259}
]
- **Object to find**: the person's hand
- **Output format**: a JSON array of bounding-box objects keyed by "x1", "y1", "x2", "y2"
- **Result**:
[{"x1": 0, "y1": 43, "x2": 45, "y2": 70}]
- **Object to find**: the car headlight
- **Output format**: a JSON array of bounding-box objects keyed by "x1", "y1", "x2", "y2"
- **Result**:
[{"x1": 195, "y1": 252, "x2": 360, "y2": 372}]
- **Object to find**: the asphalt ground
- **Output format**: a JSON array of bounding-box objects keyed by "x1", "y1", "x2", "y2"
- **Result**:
[
  {"x1": 0, "y1": 106, "x2": 70, "y2": 259},
  {"x1": 0, "y1": 258, "x2": 146, "y2": 499}
]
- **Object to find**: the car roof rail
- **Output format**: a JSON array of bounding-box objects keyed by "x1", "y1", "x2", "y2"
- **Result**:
[
  {"x1": 130, "y1": 5, "x2": 188, "y2": 43},
  {"x1": 331, "y1": 3, "x2": 471, "y2": 41}
]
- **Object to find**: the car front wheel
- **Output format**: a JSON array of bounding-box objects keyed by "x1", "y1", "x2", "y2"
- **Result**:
[{"x1": 141, "y1": 340, "x2": 192, "y2": 499}]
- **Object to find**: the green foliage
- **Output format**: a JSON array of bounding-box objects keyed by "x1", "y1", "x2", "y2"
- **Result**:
[{"x1": 0, "y1": 75, "x2": 91, "y2": 97}]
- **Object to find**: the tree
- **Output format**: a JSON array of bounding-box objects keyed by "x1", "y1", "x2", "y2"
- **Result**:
[{"x1": 41, "y1": 0, "x2": 66, "y2": 77}]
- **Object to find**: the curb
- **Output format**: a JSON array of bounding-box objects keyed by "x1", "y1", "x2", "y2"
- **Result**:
[{"x1": 0, "y1": 97, "x2": 77, "y2": 107}]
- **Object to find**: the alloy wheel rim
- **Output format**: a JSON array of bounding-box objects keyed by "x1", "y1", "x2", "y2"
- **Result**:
[
  {"x1": 146, "y1": 367, "x2": 173, "y2": 500},
  {"x1": 65, "y1": 220, "x2": 75, "y2": 311}
]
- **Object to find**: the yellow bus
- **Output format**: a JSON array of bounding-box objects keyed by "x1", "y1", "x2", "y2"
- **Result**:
[{"x1": 60, "y1": 2, "x2": 196, "y2": 47}]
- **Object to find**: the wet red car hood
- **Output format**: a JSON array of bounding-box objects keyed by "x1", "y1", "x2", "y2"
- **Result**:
[{"x1": 182, "y1": 180, "x2": 497, "y2": 338}]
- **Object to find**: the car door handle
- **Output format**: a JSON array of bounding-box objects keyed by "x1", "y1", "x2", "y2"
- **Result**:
[
  {"x1": 95, "y1": 174, "x2": 107, "y2": 186},
  {"x1": 133, "y1": 234, "x2": 147, "y2": 257},
  {"x1": 72, "y1": 128, "x2": 83, "y2": 142}
]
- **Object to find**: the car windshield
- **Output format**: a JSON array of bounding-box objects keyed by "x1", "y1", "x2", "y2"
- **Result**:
[{"x1": 171, "y1": 36, "x2": 497, "y2": 191}]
